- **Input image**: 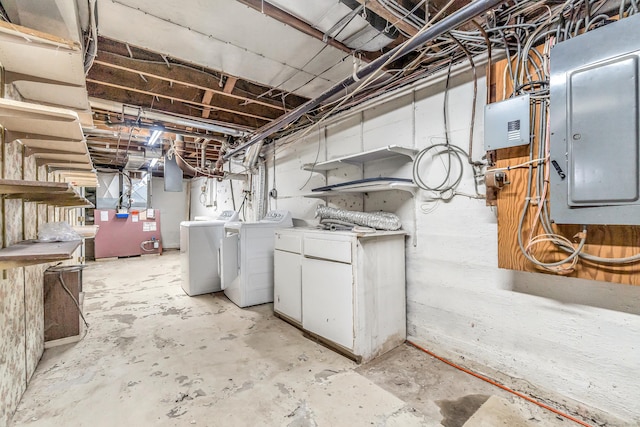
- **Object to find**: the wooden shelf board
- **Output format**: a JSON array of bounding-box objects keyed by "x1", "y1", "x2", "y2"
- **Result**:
[
  {"x1": 302, "y1": 145, "x2": 418, "y2": 171},
  {"x1": 0, "y1": 179, "x2": 70, "y2": 194},
  {"x1": 0, "y1": 240, "x2": 82, "y2": 269},
  {"x1": 25, "y1": 143, "x2": 88, "y2": 157},
  {"x1": 0, "y1": 22, "x2": 92, "y2": 126},
  {"x1": 34, "y1": 153, "x2": 91, "y2": 162},
  {"x1": 0, "y1": 179, "x2": 94, "y2": 207},
  {"x1": 45, "y1": 163, "x2": 94, "y2": 171},
  {"x1": 0, "y1": 98, "x2": 84, "y2": 143},
  {"x1": 0, "y1": 21, "x2": 83, "y2": 86}
]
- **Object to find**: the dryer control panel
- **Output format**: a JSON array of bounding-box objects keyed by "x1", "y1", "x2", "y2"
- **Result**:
[
  {"x1": 217, "y1": 210, "x2": 239, "y2": 221},
  {"x1": 262, "y1": 210, "x2": 293, "y2": 225}
]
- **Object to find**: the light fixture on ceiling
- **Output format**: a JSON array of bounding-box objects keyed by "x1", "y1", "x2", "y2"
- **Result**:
[
  {"x1": 149, "y1": 158, "x2": 159, "y2": 168},
  {"x1": 147, "y1": 129, "x2": 163, "y2": 146}
]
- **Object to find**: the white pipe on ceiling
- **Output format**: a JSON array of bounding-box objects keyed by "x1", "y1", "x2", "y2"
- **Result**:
[{"x1": 88, "y1": 98, "x2": 248, "y2": 137}]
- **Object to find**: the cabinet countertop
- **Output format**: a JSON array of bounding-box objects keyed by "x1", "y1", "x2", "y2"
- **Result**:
[{"x1": 275, "y1": 227, "x2": 406, "y2": 239}]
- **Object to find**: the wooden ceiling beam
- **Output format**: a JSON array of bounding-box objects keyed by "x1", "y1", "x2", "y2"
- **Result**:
[
  {"x1": 223, "y1": 77, "x2": 237, "y2": 94},
  {"x1": 87, "y1": 82, "x2": 264, "y2": 129},
  {"x1": 201, "y1": 77, "x2": 238, "y2": 119},
  {"x1": 92, "y1": 52, "x2": 288, "y2": 112},
  {"x1": 201, "y1": 90, "x2": 215, "y2": 119},
  {"x1": 86, "y1": 78, "x2": 274, "y2": 122},
  {"x1": 86, "y1": 65, "x2": 277, "y2": 122}
]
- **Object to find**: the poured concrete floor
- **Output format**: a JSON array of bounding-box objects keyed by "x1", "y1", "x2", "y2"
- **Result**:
[{"x1": 10, "y1": 252, "x2": 606, "y2": 426}]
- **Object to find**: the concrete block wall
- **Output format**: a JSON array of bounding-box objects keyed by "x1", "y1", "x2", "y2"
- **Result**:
[{"x1": 191, "y1": 68, "x2": 640, "y2": 423}]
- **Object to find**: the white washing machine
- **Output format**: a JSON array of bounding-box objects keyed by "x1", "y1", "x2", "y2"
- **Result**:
[
  {"x1": 220, "y1": 210, "x2": 293, "y2": 308},
  {"x1": 179, "y1": 210, "x2": 239, "y2": 296}
]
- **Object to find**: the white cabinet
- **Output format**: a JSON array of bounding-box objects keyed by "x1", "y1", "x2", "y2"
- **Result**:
[
  {"x1": 273, "y1": 227, "x2": 406, "y2": 363},
  {"x1": 273, "y1": 250, "x2": 302, "y2": 323},
  {"x1": 274, "y1": 230, "x2": 303, "y2": 324},
  {"x1": 302, "y1": 257, "x2": 353, "y2": 349}
]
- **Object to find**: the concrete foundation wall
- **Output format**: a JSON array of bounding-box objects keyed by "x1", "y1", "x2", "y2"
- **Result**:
[{"x1": 206, "y1": 70, "x2": 640, "y2": 423}]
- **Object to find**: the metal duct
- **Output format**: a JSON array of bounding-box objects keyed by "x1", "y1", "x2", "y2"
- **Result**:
[
  {"x1": 315, "y1": 206, "x2": 402, "y2": 230},
  {"x1": 173, "y1": 134, "x2": 193, "y2": 177},
  {"x1": 256, "y1": 160, "x2": 268, "y2": 220},
  {"x1": 225, "y1": 0, "x2": 504, "y2": 160}
]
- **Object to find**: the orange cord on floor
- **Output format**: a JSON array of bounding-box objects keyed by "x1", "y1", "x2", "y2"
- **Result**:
[{"x1": 406, "y1": 341, "x2": 593, "y2": 427}]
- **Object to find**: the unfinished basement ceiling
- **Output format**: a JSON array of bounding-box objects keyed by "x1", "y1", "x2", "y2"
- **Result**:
[
  {"x1": 96, "y1": 0, "x2": 380, "y2": 100},
  {"x1": 0, "y1": 0, "x2": 568, "y2": 174}
]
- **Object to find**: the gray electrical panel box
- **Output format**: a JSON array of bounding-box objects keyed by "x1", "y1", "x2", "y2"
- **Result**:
[
  {"x1": 484, "y1": 94, "x2": 530, "y2": 151},
  {"x1": 550, "y1": 13, "x2": 640, "y2": 225}
]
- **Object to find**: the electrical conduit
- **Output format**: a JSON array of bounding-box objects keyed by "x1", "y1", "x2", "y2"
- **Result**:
[{"x1": 224, "y1": 0, "x2": 506, "y2": 160}]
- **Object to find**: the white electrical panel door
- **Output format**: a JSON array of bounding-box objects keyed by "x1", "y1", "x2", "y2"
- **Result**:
[
  {"x1": 274, "y1": 250, "x2": 302, "y2": 323},
  {"x1": 302, "y1": 257, "x2": 353, "y2": 350},
  {"x1": 568, "y1": 55, "x2": 639, "y2": 205},
  {"x1": 549, "y1": 13, "x2": 640, "y2": 224}
]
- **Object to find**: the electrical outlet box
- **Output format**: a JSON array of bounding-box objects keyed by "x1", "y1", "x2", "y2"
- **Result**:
[
  {"x1": 549, "y1": 13, "x2": 640, "y2": 225},
  {"x1": 484, "y1": 94, "x2": 530, "y2": 151}
]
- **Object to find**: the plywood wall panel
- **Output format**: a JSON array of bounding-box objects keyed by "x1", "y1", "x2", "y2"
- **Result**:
[{"x1": 490, "y1": 54, "x2": 640, "y2": 285}]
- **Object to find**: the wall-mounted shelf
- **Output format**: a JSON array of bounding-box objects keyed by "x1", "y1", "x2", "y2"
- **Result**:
[
  {"x1": 0, "y1": 20, "x2": 93, "y2": 126},
  {"x1": 0, "y1": 240, "x2": 82, "y2": 269},
  {"x1": 0, "y1": 98, "x2": 84, "y2": 143},
  {"x1": 302, "y1": 145, "x2": 418, "y2": 171},
  {"x1": 0, "y1": 98, "x2": 96, "y2": 182},
  {"x1": 0, "y1": 179, "x2": 94, "y2": 208},
  {"x1": 55, "y1": 171, "x2": 98, "y2": 187},
  {"x1": 304, "y1": 178, "x2": 417, "y2": 198}
]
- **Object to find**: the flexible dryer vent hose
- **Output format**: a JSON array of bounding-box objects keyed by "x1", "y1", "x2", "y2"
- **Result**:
[{"x1": 315, "y1": 206, "x2": 401, "y2": 231}]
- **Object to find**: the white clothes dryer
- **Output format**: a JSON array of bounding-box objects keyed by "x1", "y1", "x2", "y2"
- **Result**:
[{"x1": 220, "y1": 210, "x2": 293, "y2": 307}]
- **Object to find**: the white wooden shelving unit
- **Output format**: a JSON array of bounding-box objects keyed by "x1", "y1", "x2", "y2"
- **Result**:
[
  {"x1": 301, "y1": 145, "x2": 418, "y2": 197},
  {"x1": 302, "y1": 145, "x2": 418, "y2": 171}
]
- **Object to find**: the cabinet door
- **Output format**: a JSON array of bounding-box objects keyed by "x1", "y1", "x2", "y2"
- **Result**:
[
  {"x1": 274, "y1": 250, "x2": 302, "y2": 322},
  {"x1": 302, "y1": 257, "x2": 353, "y2": 350}
]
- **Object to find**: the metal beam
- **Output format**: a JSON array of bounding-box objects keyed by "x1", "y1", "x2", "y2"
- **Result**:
[{"x1": 225, "y1": 0, "x2": 505, "y2": 159}]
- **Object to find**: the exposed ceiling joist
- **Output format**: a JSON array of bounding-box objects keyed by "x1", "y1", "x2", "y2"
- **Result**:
[
  {"x1": 201, "y1": 90, "x2": 215, "y2": 119},
  {"x1": 86, "y1": 77, "x2": 276, "y2": 123},
  {"x1": 91, "y1": 51, "x2": 289, "y2": 112},
  {"x1": 223, "y1": 76, "x2": 238, "y2": 94}
]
